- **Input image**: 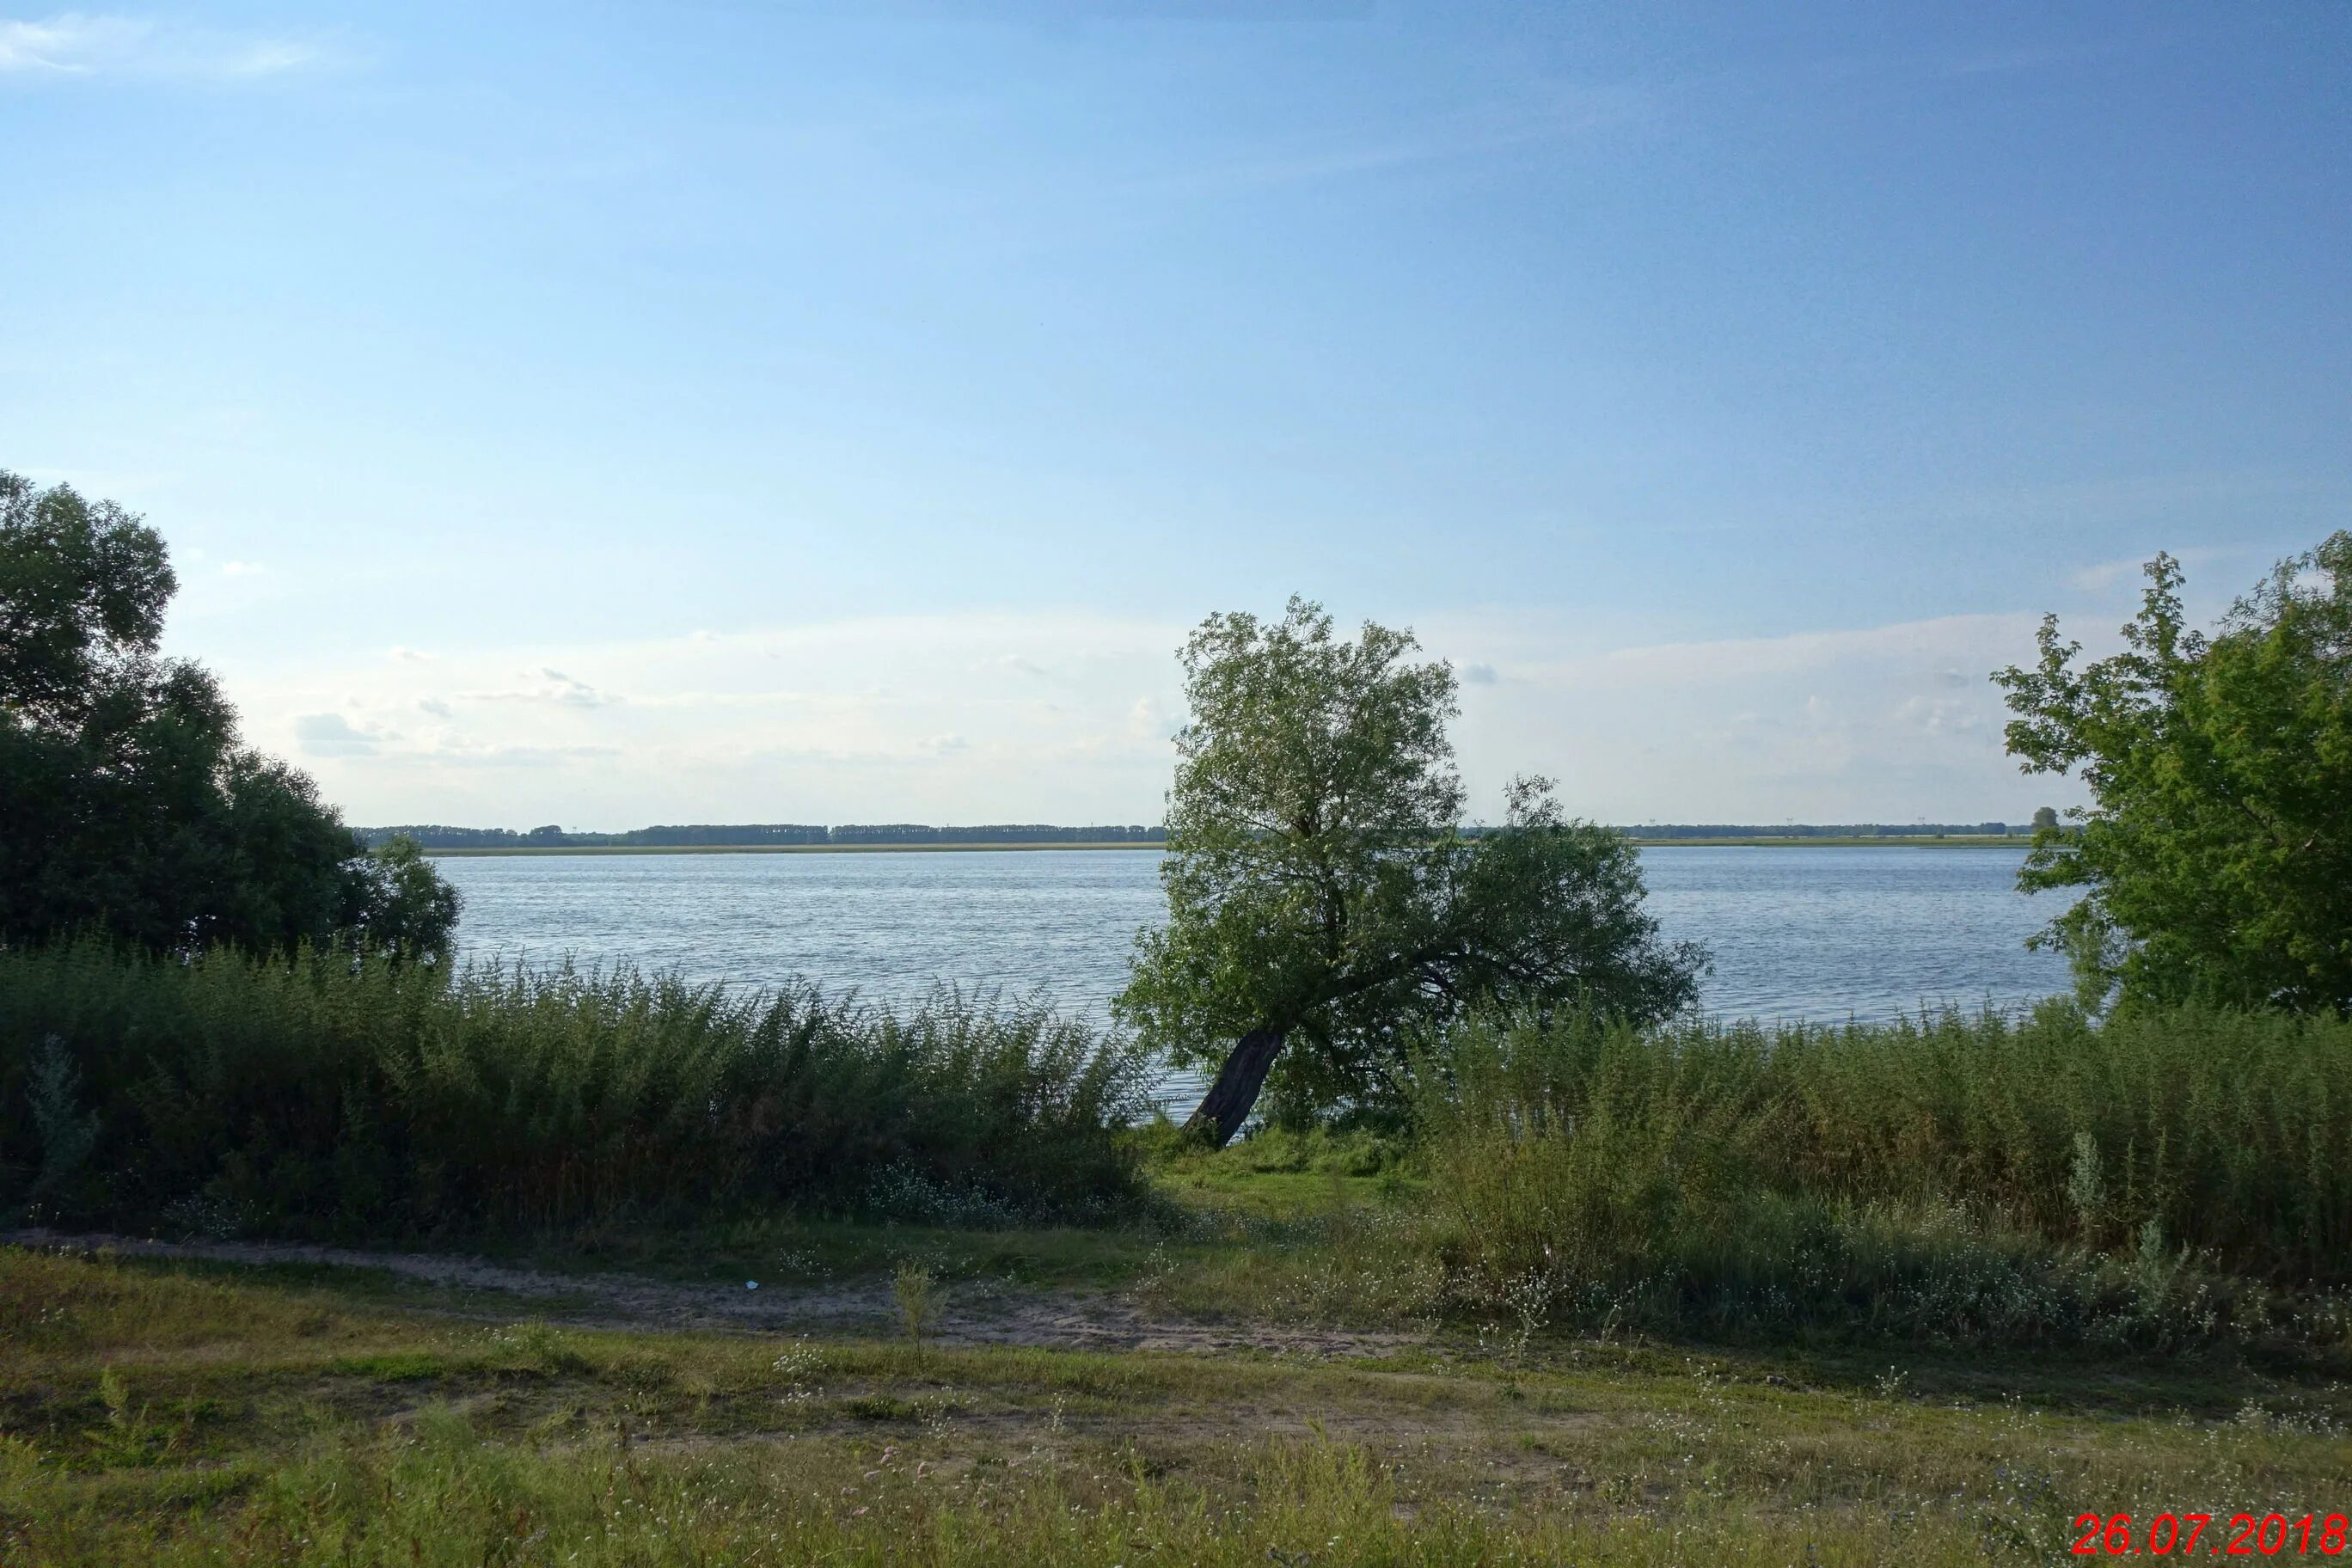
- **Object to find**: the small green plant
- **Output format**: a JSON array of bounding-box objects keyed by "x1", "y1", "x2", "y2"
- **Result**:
[
  {"x1": 893, "y1": 1263, "x2": 942, "y2": 1348},
  {"x1": 2065, "y1": 1130, "x2": 2105, "y2": 1241},
  {"x1": 85, "y1": 1366, "x2": 178, "y2": 1467},
  {"x1": 492, "y1": 1320, "x2": 590, "y2": 1374},
  {"x1": 1504, "y1": 1267, "x2": 1559, "y2": 1366},
  {"x1": 2133, "y1": 1217, "x2": 2184, "y2": 1316},
  {"x1": 96, "y1": 1366, "x2": 128, "y2": 1424},
  {"x1": 28, "y1": 1036, "x2": 98, "y2": 1200}
]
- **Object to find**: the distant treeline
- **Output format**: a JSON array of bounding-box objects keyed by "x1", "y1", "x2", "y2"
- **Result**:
[
  {"x1": 354, "y1": 820, "x2": 2024, "y2": 849},
  {"x1": 353, "y1": 823, "x2": 1171, "y2": 849},
  {"x1": 1614, "y1": 822, "x2": 2024, "y2": 840}
]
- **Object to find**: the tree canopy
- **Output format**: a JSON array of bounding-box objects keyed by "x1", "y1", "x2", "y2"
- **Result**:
[
  {"x1": 0, "y1": 470, "x2": 458, "y2": 959},
  {"x1": 1996, "y1": 533, "x2": 2351, "y2": 1013},
  {"x1": 1117, "y1": 597, "x2": 1706, "y2": 1144}
]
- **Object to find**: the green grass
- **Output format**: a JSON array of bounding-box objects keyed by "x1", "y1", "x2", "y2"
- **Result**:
[
  {"x1": 1400, "y1": 1006, "x2": 2352, "y2": 1360},
  {"x1": 1427, "y1": 1005, "x2": 2352, "y2": 1280},
  {"x1": 0, "y1": 943, "x2": 1151, "y2": 1240},
  {"x1": 4, "y1": 1241, "x2": 2349, "y2": 1566},
  {"x1": 9, "y1": 950, "x2": 2350, "y2": 1559}
]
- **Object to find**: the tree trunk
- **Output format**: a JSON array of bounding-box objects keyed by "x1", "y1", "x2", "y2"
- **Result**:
[{"x1": 1181, "y1": 1027, "x2": 1288, "y2": 1149}]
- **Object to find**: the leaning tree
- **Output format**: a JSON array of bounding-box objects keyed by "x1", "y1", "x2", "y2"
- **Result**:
[{"x1": 1116, "y1": 597, "x2": 1706, "y2": 1146}]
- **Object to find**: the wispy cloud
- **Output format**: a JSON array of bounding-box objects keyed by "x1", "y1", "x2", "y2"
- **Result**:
[
  {"x1": 1426, "y1": 609, "x2": 2072, "y2": 823},
  {"x1": 227, "y1": 610, "x2": 1187, "y2": 824},
  {"x1": 2068, "y1": 545, "x2": 2236, "y2": 594},
  {"x1": 1178, "y1": 82, "x2": 1654, "y2": 195},
  {"x1": 463, "y1": 668, "x2": 622, "y2": 709},
  {"x1": 234, "y1": 603, "x2": 2096, "y2": 828},
  {"x1": 295, "y1": 712, "x2": 385, "y2": 757},
  {"x1": 0, "y1": 13, "x2": 343, "y2": 81}
]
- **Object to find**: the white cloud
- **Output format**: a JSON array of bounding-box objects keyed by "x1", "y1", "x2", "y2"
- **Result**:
[
  {"x1": 463, "y1": 668, "x2": 620, "y2": 708},
  {"x1": 1125, "y1": 695, "x2": 1171, "y2": 742},
  {"x1": 1433, "y1": 609, "x2": 2076, "y2": 824},
  {"x1": 2070, "y1": 555, "x2": 2151, "y2": 593},
  {"x1": 221, "y1": 609, "x2": 1188, "y2": 827},
  {"x1": 0, "y1": 14, "x2": 138, "y2": 71},
  {"x1": 538, "y1": 668, "x2": 616, "y2": 708},
  {"x1": 226, "y1": 604, "x2": 2102, "y2": 829},
  {"x1": 2068, "y1": 545, "x2": 2239, "y2": 594},
  {"x1": 424, "y1": 743, "x2": 624, "y2": 769},
  {"x1": 0, "y1": 14, "x2": 340, "y2": 81},
  {"x1": 294, "y1": 713, "x2": 383, "y2": 757}
]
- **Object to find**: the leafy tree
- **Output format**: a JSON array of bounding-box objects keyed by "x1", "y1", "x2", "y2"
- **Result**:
[
  {"x1": 0, "y1": 470, "x2": 459, "y2": 959},
  {"x1": 2031, "y1": 805, "x2": 2060, "y2": 832},
  {"x1": 1117, "y1": 597, "x2": 1706, "y2": 1145},
  {"x1": 1996, "y1": 535, "x2": 2351, "y2": 1012}
]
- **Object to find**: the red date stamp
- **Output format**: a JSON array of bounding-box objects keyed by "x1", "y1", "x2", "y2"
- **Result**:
[{"x1": 2072, "y1": 1514, "x2": 2349, "y2": 1556}]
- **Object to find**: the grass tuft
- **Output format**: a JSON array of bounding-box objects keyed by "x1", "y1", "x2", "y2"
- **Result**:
[{"x1": 0, "y1": 942, "x2": 1154, "y2": 1239}]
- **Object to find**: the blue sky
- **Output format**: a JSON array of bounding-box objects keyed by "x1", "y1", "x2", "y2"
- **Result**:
[{"x1": 4, "y1": 3, "x2": 2345, "y2": 827}]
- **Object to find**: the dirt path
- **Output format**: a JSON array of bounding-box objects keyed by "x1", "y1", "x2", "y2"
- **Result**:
[{"x1": 7, "y1": 1230, "x2": 1424, "y2": 1362}]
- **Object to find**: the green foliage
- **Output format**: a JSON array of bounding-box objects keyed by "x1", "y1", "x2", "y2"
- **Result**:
[
  {"x1": 1118, "y1": 597, "x2": 1704, "y2": 1130},
  {"x1": 1415, "y1": 1006, "x2": 2352, "y2": 1342},
  {"x1": 0, "y1": 943, "x2": 1152, "y2": 1235},
  {"x1": 26, "y1": 1036, "x2": 97, "y2": 1200},
  {"x1": 892, "y1": 1263, "x2": 942, "y2": 1346},
  {"x1": 0, "y1": 472, "x2": 175, "y2": 724},
  {"x1": 1996, "y1": 535, "x2": 2352, "y2": 1011},
  {"x1": 340, "y1": 835, "x2": 462, "y2": 958},
  {"x1": 0, "y1": 469, "x2": 458, "y2": 960}
]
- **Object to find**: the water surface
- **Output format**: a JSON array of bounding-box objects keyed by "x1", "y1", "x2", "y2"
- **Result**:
[{"x1": 438, "y1": 845, "x2": 2073, "y2": 1029}]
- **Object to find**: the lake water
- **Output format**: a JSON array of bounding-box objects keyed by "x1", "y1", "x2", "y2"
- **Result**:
[{"x1": 435, "y1": 846, "x2": 2075, "y2": 1044}]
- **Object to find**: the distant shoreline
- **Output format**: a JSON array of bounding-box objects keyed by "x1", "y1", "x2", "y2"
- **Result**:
[
  {"x1": 421, "y1": 835, "x2": 2033, "y2": 858},
  {"x1": 420, "y1": 841, "x2": 1166, "y2": 857},
  {"x1": 1629, "y1": 834, "x2": 2030, "y2": 849}
]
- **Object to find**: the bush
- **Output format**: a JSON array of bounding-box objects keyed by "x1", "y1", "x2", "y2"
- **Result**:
[
  {"x1": 1412, "y1": 1005, "x2": 2352, "y2": 1348},
  {"x1": 0, "y1": 942, "x2": 1152, "y2": 1239}
]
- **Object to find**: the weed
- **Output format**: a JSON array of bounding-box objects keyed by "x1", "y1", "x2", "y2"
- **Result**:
[
  {"x1": 28, "y1": 1036, "x2": 96, "y2": 1200},
  {"x1": 894, "y1": 1263, "x2": 942, "y2": 1348}
]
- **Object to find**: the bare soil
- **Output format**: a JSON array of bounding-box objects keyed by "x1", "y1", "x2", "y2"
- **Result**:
[{"x1": 6, "y1": 1229, "x2": 1426, "y2": 1362}]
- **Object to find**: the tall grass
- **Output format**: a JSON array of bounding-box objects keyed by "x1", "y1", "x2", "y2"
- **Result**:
[
  {"x1": 1415, "y1": 1005, "x2": 2352, "y2": 1346},
  {"x1": 0, "y1": 943, "x2": 1152, "y2": 1239},
  {"x1": 0, "y1": 1412, "x2": 2034, "y2": 1568}
]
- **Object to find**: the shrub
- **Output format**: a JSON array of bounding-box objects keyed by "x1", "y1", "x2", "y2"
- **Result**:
[
  {"x1": 1412, "y1": 1005, "x2": 2352, "y2": 1347},
  {"x1": 0, "y1": 942, "x2": 1152, "y2": 1239}
]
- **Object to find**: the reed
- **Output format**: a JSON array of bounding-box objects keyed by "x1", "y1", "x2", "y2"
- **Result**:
[
  {"x1": 0, "y1": 942, "x2": 1152, "y2": 1239},
  {"x1": 1414, "y1": 1004, "x2": 2352, "y2": 1344}
]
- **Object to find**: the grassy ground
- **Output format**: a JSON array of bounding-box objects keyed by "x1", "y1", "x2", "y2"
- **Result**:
[{"x1": 6, "y1": 1154, "x2": 2346, "y2": 1566}]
